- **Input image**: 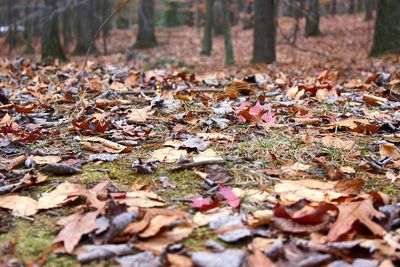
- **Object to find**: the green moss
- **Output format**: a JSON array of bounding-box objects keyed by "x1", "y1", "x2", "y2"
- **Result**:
[{"x1": 0, "y1": 214, "x2": 76, "y2": 265}]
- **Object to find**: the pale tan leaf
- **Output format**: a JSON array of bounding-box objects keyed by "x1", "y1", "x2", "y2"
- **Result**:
[
  {"x1": 379, "y1": 143, "x2": 400, "y2": 159},
  {"x1": 320, "y1": 136, "x2": 355, "y2": 150},
  {"x1": 135, "y1": 223, "x2": 194, "y2": 255},
  {"x1": 150, "y1": 148, "x2": 187, "y2": 163},
  {"x1": 32, "y1": 155, "x2": 62, "y2": 165},
  {"x1": 0, "y1": 195, "x2": 38, "y2": 216},
  {"x1": 127, "y1": 107, "x2": 152, "y2": 123}
]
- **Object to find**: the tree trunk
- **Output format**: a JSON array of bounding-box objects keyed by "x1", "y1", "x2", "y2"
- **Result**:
[
  {"x1": 349, "y1": 0, "x2": 356, "y2": 14},
  {"x1": 370, "y1": 0, "x2": 400, "y2": 56},
  {"x1": 7, "y1": 0, "x2": 16, "y2": 52},
  {"x1": 252, "y1": 0, "x2": 275, "y2": 64},
  {"x1": 194, "y1": 0, "x2": 201, "y2": 29},
  {"x1": 213, "y1": 1, "x2": 224, "y2": 35},
  {"x1": 364, "y1": 0, "x2": 373, "y2": 21},
  {"x1": 74, "y1": 0, "x2": 98, "y2": 55},
  {"x1": 330, "y1": 0, "x2": 337, "y2": 15},
  {"x1": 201, "y1": 0, "x2": 214, "y2": 55},
  {"x1": 101, "y1": 0, "x2": 112, "y2": 55},
  {"x1": 25, "y1": 4, "x2": 34, "y2": 54},
  {"x1": 134, "y1": 0, "x2": 158, "y2": 49},
  {"x1": 61, "y1": 3, "x2": 73, "y2": 51},
  {"x1": 222, "y1": 0, "x2": 235, "y2": 65},
  {"x1": 41, "y1": 0, "x2": 66, "y2": 62},
  {"x1": 305, "y1": 0, "x2": 321, "y2": 37}
]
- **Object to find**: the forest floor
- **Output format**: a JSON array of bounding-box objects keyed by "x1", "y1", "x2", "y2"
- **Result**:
[{"x1": 0, "y1": 14, "x2": 400, "y2": 267}]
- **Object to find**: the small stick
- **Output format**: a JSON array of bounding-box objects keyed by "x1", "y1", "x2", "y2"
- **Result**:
[{"x1": 170, "y1": 159, "x2": 226, "y2": 171}]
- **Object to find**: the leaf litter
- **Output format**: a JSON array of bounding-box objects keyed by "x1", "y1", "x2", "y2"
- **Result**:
[{"x1": 1, "y1": 39, "x2": 400, "y2": 267}]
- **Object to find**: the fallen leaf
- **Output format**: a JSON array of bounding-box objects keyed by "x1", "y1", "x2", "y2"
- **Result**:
[
  {"x1": 193, "y1": 149, "x2": 223, "y2": 162},
  {"x1": 6, "y1": 155, "x2": 27, "y2": 170},
  {"x1": 118, "y1": 191, "x2": 165, "y2": 208},
  {"x1": 333, "y1": 178, "x2": 365, "y2": 195},
  {"x1": 379, "y1": 143, "x2": 400, "y2": 159},
  {"x1": 219, "y1": 186, "x2": 240, "y2": 208},
  {"x1": 363, "y1": 94, "x2": 388, "y2": 106},
  {"x1": 54, "y1": 210, "x2": 100, "y2": 253},
  {"x1": 127, "y1": 107, "x2": 152, "y2": 123},
  {"x1": 83, "y1": 137, "x2": 127, "y2": 154},
  {"x1": 179, "y1": 137, "x2": 209, "y2": 152},
  {"x1": 320, "y1": 136, "x2": 355, "y2": 150},
  {"x1": 38, "y1": 182, "x2": 88, "y2": 210},
  {"x1": 32, "y1": 155, "x2": 62, "y2": 165},
  {"x1": 0, "y1": 195, "x2": 38, "y2": 216},
  {"x1": 77, "y1": 244, "x2": 134, "y2": 263},
  {"x1": 150, "y1": 147, "x2": 188, "y2": 163},
  {"x1": 191, "y1": 250, "x2": 246, "y2": 267},
  {"x1": 247, "y1": 250, "x2": 275, "y2": 267},
  {"x1": 116, "y1": 252, "x2": 160, "y2": 267},
  {"x1": 167, "y1": 254, "x2": 194, "y2": 267},
  {"x1": 274, "y1": 179, "x2": 344, "y2": 203},
  {"x1": 139, "y1": 214, "x2": 181, "y2": 238},
  {"x1": 327, "y1": 196, "x2": 386, "y2": 241},
  {"x1": 135, "y1": 223, "x2": 194, "y2": 255}
]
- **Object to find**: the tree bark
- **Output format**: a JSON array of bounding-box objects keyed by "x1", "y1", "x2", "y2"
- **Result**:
[
  {"x1": 41, "y1": 0, "x2": 66, "y2": 62},
  {"x1": 25, "y1": 4, "x2": 34, "y2": 54},
  {"x1": 222, "y1": 0, "x2": 235, "y2": 65},
  {"x1": 364, "y1": 0, "x2": 373, "y2": 21},
  {"x1": 370, "y1": 0, "x2": 400, "y2": 56},
  {"x1": 134, "y1": 0, "x2": 158, "y2": 49},
  {"x1": 101, "y1": 0, "x2": 112, "y2": 55},
  {"x1": 305, "y1": 0, "x2": 321, "y2": 37},
  {"x1": 213, "y1": 1, "x2": 224, "y2": 35},
  {"x1": 201, "y1": 0, "x2": 214, "y2": 55},
  {"x1": 7, "y1": 0, "x2": 16, "y2": 52},
  {"x1": 74, "y1": 0, "x2": 98, "y2": 55},
  {"x1": 61, "y1": 2, "x2": 73, "y2": 51},
  {"x1": 252, "y1": 0, "x2": 275, "y2": 64}
]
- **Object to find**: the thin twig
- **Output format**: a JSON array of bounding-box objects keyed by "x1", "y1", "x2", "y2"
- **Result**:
[{"x1": 83, "y1": 0, "x2": 130, "y2": 67}]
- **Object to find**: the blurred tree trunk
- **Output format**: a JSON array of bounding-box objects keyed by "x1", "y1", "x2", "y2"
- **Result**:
[
  {"x1": 364, "y1": 0, "x2": 373, "y2": 21},
  {"x1": 41, "y1": 0, "x2": 66, "y2": 62},
  {"x1": 194, "y1": 0, "x2": 200, "y2": 29},
  {"x1": 134, "y1": 0, "x2": 157, "y2": 48},
  {"x1": 305, "y1": 0, "x2": 320, "y2": 37},
  {"x1": 222, "y1": 0, "x2": 235, "y2": 65},
  {"x1": 349, "y1": 0, "x2": 356, "y2": 14},
  {"x1": 61, "y1": 3, "x2": 73, "y2": 51},
  {"x1": 201, "y1": 0, "x2": 214, "y2": 55},
  {"x1": 252, "y1": 0, "x2": 275, "y2": 64},
  {"x1": 370, "y1": 0, "x2": 400, "y2": 56},
  {"x1": 330, "y1": 0, "x2": 337, "y2": 15},
  {"x1": 74, "y1": 0, "x2": 98, "y2": 55},
  {"x1": 101, "y1": 0, "x2": 112, "y2": 55},
  {"x1": 7, "y1": 0, "x2": 16, "y2": 52},
  {"x1": 24, "y1": 4, "x2": 34, "y2": 54},
  {"x1": 214, "y1": 1, "x2": 224, "y2": 35}
]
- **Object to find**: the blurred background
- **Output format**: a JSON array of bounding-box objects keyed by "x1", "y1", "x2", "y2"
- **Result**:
[{"x1": 0, "y1": 0, "x2": 397, "y2": 77}]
